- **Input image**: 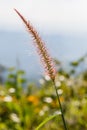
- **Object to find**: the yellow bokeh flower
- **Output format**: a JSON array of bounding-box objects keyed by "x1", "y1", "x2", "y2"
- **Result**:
[{"x1": 27, "y1": 95, "x2": 39, "y2": 106}]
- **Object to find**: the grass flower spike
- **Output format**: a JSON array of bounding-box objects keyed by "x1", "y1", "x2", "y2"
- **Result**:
[
  {"x1": 14, "y1": 9, "x2": 56, "y2": 81},
  {"x1": 14, "y1": 9, "x2": 67, "y2": 130}
]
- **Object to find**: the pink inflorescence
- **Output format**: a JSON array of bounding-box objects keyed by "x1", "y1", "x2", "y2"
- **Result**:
[{"x1": 14, "y1": 9, "x2": 56, "y2": 81}]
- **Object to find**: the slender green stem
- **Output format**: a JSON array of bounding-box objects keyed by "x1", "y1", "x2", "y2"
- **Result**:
[{"x1": 52, "y1": 81, "x2": 68, "y2": 130}]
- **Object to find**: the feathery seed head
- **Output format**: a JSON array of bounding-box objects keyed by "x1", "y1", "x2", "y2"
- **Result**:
[{"x1": 14, "y1": 9, "x2": 56, "y2": 81}]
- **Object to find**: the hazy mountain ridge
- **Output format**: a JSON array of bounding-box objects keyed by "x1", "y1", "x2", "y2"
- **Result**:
[{"x1": 0, "y1": 31, "x2": 87, "y2": 80}]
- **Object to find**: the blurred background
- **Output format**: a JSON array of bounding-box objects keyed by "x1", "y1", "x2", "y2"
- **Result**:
[{"x1": 0, "y1": 0, "x2": 87, "y2": 130}]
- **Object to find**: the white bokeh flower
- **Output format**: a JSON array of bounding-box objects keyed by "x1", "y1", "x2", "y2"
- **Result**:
[
  {"x1": 9, "y1": 88, "x2": 15, "y2": 93},
  {"x1": 39, "y1": 79, "x2": 45, "y2": 85},
  {"x1": 59, "y1": 75, "x2": 65, "y2": 81},
  {"x1": 43, "y1": 97, "x2": 53, "y2": 103},
  {"x1": 45, "y1": 75, "x2": 51, "y2": 81},
  {"x1": 54, "y1": 111, "x2": 61, "y2": 115},
  {"x1": 39, "y1": 110, "x2": 45, "y2": 116},
  {"x1": 57, "y1": 89, "x2": 63, "y2": 95},
  {"x1": 55, "y1": 81, "x2": 61, "y2": 87},
  {"x1": 3, "y1": 95, "x2": 13, "y2": 102},
  {"x1": 10, "y1": 113, "x2": 20, "y2": 123}
]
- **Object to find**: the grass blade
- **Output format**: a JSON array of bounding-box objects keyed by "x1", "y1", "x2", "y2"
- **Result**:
[{"x1": 36, "y1": 114, "x2": 58, "y2": 130}]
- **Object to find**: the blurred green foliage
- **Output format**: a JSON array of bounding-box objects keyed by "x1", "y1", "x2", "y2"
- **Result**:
[{"x1": 0, "y1": 57, "x2": 87, "y2": 130}]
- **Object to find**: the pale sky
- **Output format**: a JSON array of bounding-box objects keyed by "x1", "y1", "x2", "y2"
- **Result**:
[{"x1": 1, "y1": 0, "x2": 87, "y2": 34}]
